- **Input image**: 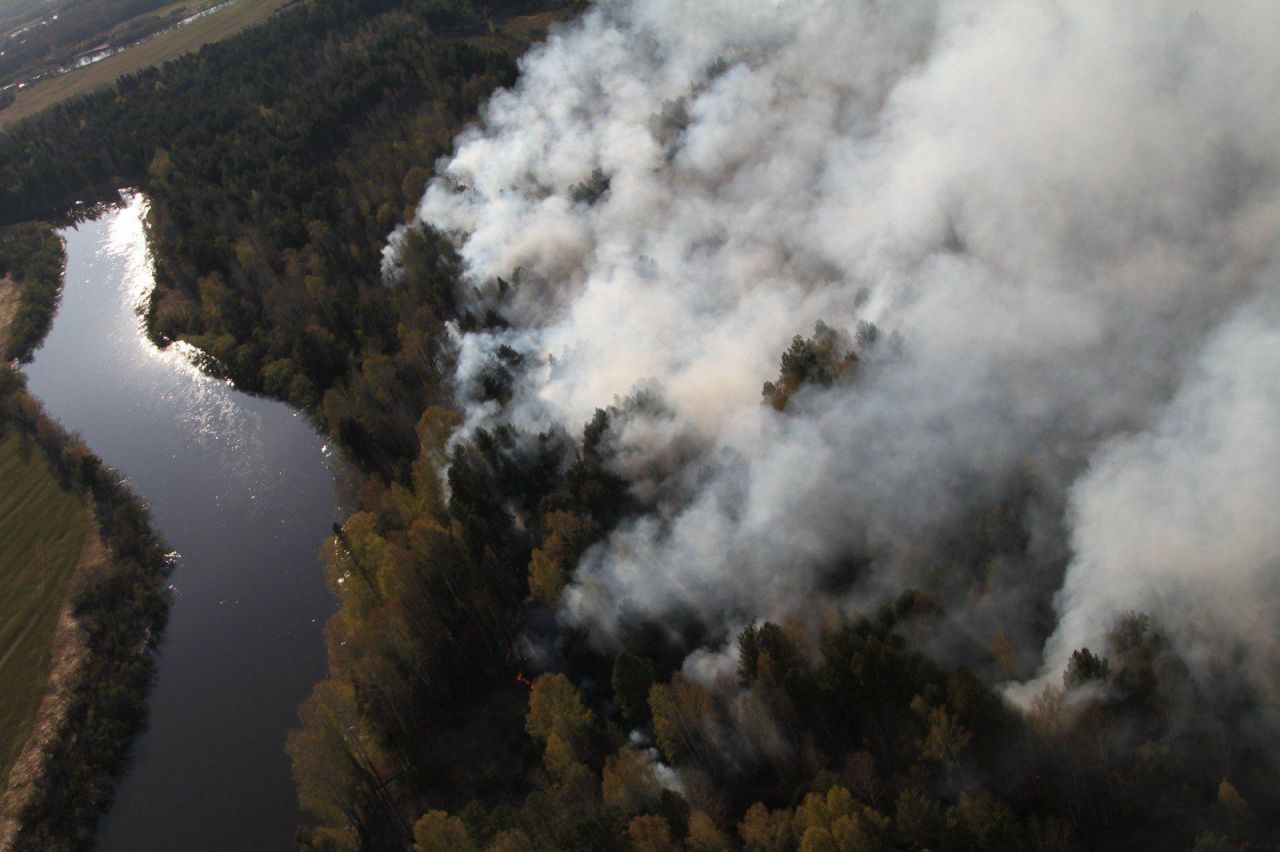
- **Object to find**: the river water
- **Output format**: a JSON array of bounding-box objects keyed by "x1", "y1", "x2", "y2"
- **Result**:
[{"x1": 23, "y1": 195, "x2": 340, "y2": 849}]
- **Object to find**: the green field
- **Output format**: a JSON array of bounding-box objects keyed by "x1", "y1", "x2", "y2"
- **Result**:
[
  {"x1": 0, "y1": 429, "x2": 90, "y2": 783},
  {"x1": 0, "y1": 0, "x2": 297, "y2": 130}
]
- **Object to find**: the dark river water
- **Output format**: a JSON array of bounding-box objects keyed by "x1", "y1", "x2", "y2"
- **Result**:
[{"x1": 23, "y1": 195, "x2": 341, "y2": 850}]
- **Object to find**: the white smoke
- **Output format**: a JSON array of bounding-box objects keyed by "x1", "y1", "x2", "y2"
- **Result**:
[
  {"x1": 1036, "y1": 287, "x2": 1280, "y2": 700},
  {"x1": 402, "y1": 0, "x2": 1280, "y2": 704}
]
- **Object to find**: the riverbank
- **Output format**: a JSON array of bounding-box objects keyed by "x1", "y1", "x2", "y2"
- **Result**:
[
  {"x1": 0, "y1": 504, "x2": 98, "y2": 849},
  {"x1": 0, "y1": 369, "x2": 172, "y2": 850},
  {"x1": 0, "y1": 430, "x2": 93, "y2": 791},
  {"x1": 23, "y1": 196, "x2": 341, "y2": 850},
  {"x1": 0, "y1": 214, "x2": 172, "y2": 848},
  {"x1": 0, "y1": 228, "x2": 89, "y2": 844}
]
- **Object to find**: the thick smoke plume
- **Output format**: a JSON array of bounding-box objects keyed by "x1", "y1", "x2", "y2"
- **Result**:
[{"x1": 396, "y1": 0, "x2": 1280, "y2": 711}]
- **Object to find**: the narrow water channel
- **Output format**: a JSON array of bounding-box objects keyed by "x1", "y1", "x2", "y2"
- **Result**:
[{"x1": 23, "y1": 194, "x2": 340, "y2": 850}]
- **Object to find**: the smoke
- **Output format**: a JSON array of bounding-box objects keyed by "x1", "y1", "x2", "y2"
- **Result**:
[
  {"x1": 1036, "y1": 287, "x2": 1280, "y2": 706},
  {"x1": 398, "y1": 0, "x2": 1280, "y2": 709}
]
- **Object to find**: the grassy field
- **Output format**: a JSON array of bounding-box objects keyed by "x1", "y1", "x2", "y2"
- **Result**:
[
  {"x1": 0, "y1": 430, "x2": 91, "y2": 783},
  {"x1": 0, "y1": 0, "x2": 298, "y2": 130}
]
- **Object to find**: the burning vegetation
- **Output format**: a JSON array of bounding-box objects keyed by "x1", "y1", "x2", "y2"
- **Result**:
[{"x1": 291, "y1": 1, "x2": 1280, "y2": 850}]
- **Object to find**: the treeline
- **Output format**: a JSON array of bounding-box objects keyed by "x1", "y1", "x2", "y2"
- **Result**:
[
  {"x1": 288, "y1": 399, "x2": 635, "y2": 849},
  {"x1": 0, "y1": 221, "x2": 64, "y2": 362},
  {"x1": 0, "y1": 367, "x2": 171, "y2": 851},
  {"x1": 398, "y1": 608, "x2": 1266, "y2": 852}
]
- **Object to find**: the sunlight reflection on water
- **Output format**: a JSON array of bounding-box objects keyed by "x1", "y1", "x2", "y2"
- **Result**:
[{"x1": 108, "y1": 192, "x2": 265, "y2": 478}]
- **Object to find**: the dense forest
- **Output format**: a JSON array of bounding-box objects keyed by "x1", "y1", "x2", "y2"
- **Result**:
[
  {"x1": 0, "y1": 368, "x2": 171, "y2": 850},
  {"x1": 283, "y1": 1, "x2": 1280, "y2": 846},
  {"x1": 286, "y1": 325, "x2": 1278, "y2": 851}
]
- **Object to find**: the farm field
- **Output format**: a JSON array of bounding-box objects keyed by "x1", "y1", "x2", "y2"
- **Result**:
[
  {"x1": 0, "y1": 429, "x2": 91, "y2": 783},
  {"x1": 0, "y1": 0, "x2": 297, "y2": 129}
]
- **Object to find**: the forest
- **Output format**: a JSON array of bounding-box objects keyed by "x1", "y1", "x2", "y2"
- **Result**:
[{"x1": 286, "y1": 327, "x2": 1277, "y2": 851}]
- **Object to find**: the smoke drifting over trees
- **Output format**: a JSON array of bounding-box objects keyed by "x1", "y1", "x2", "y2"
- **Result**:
[
  {"x1": 402, "y1": 0, "x2": 1280, "y2": 721},
  {"x1": 272, "y1": 1, "x2": 1280, "y2": 847}
]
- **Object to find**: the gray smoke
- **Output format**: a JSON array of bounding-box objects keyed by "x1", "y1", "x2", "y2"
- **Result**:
[{"x1": 396, "y1": 0, "x2": 1280, "y2": 706}]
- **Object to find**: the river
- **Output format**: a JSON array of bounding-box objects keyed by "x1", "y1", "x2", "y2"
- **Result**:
[{"x1": 22, "y1": 194, "x2": 341, "y2": 850}]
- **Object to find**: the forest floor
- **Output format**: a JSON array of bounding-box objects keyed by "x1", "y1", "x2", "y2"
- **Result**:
[{"x1": 0, "y1": 0, "x2": 298, "y2": 130}]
